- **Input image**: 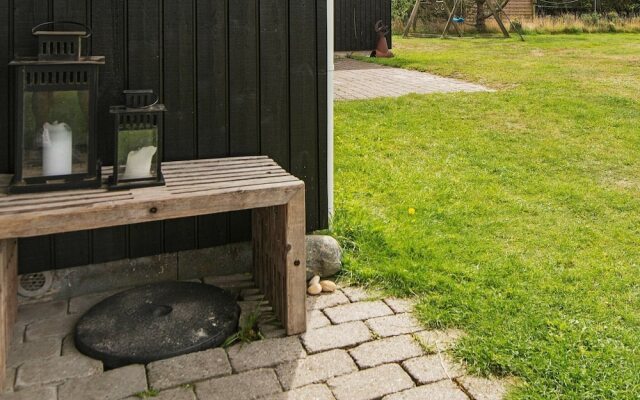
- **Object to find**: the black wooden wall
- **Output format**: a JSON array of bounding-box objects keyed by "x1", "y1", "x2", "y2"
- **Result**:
[
  {"x1": 335, "y1": 0, "x2": 391, "y2": 52},
  {"x1": 1, "y1": 0, "x2": 328, "y2": 274}
]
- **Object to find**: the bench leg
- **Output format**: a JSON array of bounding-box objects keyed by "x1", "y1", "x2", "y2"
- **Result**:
[
  {"x1": 0, "y1": 239, "x2": 17, "y2": 391},
  {"x1": 252, "y1": 188, "x2": 307, "y2": 335}
]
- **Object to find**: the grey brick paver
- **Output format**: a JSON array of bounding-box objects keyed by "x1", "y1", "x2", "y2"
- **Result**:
[
  {"x1": 8, "y1": 337, "x2": 60, "y2": 368},
  {"x1": 276, "y1": 349, "x2": 357, "y2": 390},
  {"x1": 227, "y1": 336, "x2": 306, "y2": 372},
  {"x1": 195, "y1": 369, "x2": 281, "y2": 400},
  {"x1": 15, "y1": 353, "x2": 102, "y2": 390},
  {"x1": 402, "y1": 355, "x2": 465, "y2": 384},
  {"x1": 307, "y1": 309, "x2": 331, "y2": 329},
  {"x1": 456, "y1": 376, "x2": 508, "y2": 400},
  {"x1": 334, "y1": 59, "x2": 490, "y2": 101},
  {"x1": 324, "y1": 301, "x2": 393, "y2": 324},
  {"x1": 340, "y1": 287, "x2": 379, "y2": 302},
  {"x1": 25, "y1": 315, "x2": 78, "y2": 341},
  {"x1": 58, "y1": 364, "x2": 147, "y2": 400},
  {"x1": 61, "y1": 334, "x2": 79, "y2": 356},
  {"x1": 365, "y1": 313, "x2": 423, "y2": 337},
  {"x1": 383, "y1": 298, "x2": 414, "y2": 314},
  {"x1": 382, "y1": 380, "x2": 468, "y2": 400},
  {"x1": 327, "y1": 363, "x2": 414, "y2": 400},
  {"x1": 17, "y1": 300, "x2": 67, "y2": 325},
  {"x1": 301, "y1": 321, "x2": 371, "y2": 353},
  {"x1": 306, "y1": 291, "x2": 349, "y2": 311},
  {"x1": 147, "y1": 348, "x2": 231, "y2": 390},
  {"x1": 0, "y1": 386, "x2": 56, "y2": 400},
  {"x1": 414, "y1": 329, "x2": 465, "y2": 352},
  {"x1": 349, "y1": 335, "x2": 423, "y2": 369},
  {"x1": 260, "y1": 384, "x2": 336, "y2": 400},
  {"x1": 68, "y1": 290, "x2": 121, "y2": 314}
]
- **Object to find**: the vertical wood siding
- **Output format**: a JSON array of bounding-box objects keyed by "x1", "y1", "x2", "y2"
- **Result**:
[
  {"x1": 335, "y1": 0, "x2": 391, "y2": 52},
  {"x1": 0, "y1": 0, "x2": 328, "y2": 274}
]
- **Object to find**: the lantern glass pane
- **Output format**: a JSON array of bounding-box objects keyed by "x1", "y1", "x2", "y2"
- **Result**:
[
  {"x1": 22, "y1": 90, "x2": 90, "y2": 178},
  {"x1": 117, "y1": 127, "x2": 159, "y2": 181}
]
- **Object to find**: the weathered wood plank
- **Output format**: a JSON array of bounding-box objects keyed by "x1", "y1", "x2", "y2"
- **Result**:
[
  {"x1": 283, "y1": 188, "x2": 307, "y2": 334},
  {"x1": 0, "y1": 181, "x2": 303, "y2": 239},
  {"x1": 0, "y1": 239, "x2": 17, "y2": 390}
]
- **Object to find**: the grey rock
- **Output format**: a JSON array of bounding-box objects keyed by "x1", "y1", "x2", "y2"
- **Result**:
[{"x1": 306, "y1": 235, "x2": 342, "y2": 279}]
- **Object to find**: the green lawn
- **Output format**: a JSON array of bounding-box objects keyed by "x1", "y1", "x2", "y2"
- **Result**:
[{"x1": 333, "y1": 34, "x2": 640, "y2": 399}]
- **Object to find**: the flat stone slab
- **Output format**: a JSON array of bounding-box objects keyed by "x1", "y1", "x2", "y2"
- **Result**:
[
  {"x1": 276, "y1": 349, "x2": 357, "y2": 390},
  {"x1": 227, "y1": 336, "x2": 306, "y2": 372},
  {"x1": 195, "y1": 369, "x2": 281, "y2": 400},
  {"x1": 414, "y1": 329, "x2": 465, "y2": 352},
  {"x1": 365, "y1": 313, "x2": 423, "y2": 337},
  {"x1": 323, "y1": 301, "x2": 393, "y2": 324},
  {"x1": 383, "y1": 298, "x2": 415, "y2": 314},
  {"x1": 382, "y1": 380, "x2": 468, "y2": 400},
  {"x1": 58, "y1": 364, "x2": 147, "y2": 400},
  {"x1": 17, "y1": 300, "x2": 68, "y2": 325},
  {"x1": 25, "y1": 314, "x2": 78, "y2": 341},
  {"x1": 402, "y1": 355, "x2": 465, "y2": 384},
  {"x1": 260, "y1": 384, "x2": 335, "y2": 400},
  {"x1": 327, "y1": 363, "x2": 414, "y2": 400},
  {"x1": 307, "y1": 310, "x2": 331, "y2": 329},
  {"x1": 147, "y1": 348, "x2": 231, "y2": 390},
  {"x1": 340, "y1": 287, "x2": 380, "y2": 302},
  {"x1": 68, "y1": 289, "x2": 122, "y2": 315},
  {"x1": 8, "y1": 337, "x2": 61, "y2": 368},
  {"x1": 0, "y1": 386, "x2": 57, "y2": 400},
  {"x1": 15, "y1": 353, "x2": 102, "y2": 390},
  {"x1": 301, "y1": 321, "x2": 372, "y2": 353},
  {"x1": 306, "y1": 291, "x2": 349, "y2": 311},
  {"x1": 456, "y1": 375, "x2": 508, "y2": 400},
  {"x1": 349, "y1": 335, "x2": 423, "y2": 369},
  {"x1": 334, "y1": 58, "x2": 490, "y2": 101}
]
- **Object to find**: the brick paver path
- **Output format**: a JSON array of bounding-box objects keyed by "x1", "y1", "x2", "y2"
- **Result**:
[
  {"x1": 2, "y1": 275, "x2": 509, "y2": 400},
  {"x1": 334, "y1": 58, "x2": 490, "y2": 101}
]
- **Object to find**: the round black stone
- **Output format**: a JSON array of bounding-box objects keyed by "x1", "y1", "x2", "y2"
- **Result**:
[{"x1": 75, "y1": 282, "x2": 240, "y2": 369}]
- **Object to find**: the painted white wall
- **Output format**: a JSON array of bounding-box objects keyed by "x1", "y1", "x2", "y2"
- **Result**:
[{"x1": 327, "y1": 0, "x2": 335, "y2": 222}]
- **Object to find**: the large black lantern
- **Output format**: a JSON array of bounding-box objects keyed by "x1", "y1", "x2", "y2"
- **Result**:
[
  {"x1": 108, "y1": 90, "x2": 166, "y2": 190},
  {"x1": 8, "y1": 22, "x2": 104, "y2": 194}
]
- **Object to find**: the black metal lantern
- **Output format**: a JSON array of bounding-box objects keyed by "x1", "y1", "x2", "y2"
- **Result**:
[
  {"x1": 8, "y1": 22, "x2": 104, "y2": 194},
  {"x1": 108, "y1": 90, "x2": 166, "y2": 190}
]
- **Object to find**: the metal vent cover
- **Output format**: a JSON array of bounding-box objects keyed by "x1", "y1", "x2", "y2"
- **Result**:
[{"x1": 18, "y1": 272, "x2": 53, "y2": 298}]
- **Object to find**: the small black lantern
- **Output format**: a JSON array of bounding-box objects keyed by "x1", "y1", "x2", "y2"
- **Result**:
[
  {"x1": 108, "y1": 90, "x2": 166, "y2": 190},
  {"x1": 8, "y1": 21, "x2": 104, "y2": 194}
]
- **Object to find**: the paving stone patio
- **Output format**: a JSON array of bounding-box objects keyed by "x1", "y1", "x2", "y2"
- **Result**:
[
  {"x1": 2, "y1": 274, "x2": 509, "y2": 400},
  {"x1": 334, "y1": 58, "x2": 491, "y2": 101}
]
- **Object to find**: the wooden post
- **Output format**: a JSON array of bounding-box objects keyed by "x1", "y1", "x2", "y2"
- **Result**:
[
  {"x1": 252, "y1": 187, "x2": 307, "y2": 335},
  {"x1": 403, "y1": 0, "x2": 422, "y2": 37},
  {"x1": 0, "y1": 239, "x2": 17, "y2": 391}
]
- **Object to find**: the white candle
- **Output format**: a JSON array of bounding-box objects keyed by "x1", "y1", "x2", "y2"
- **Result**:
[
  {"x1": 122, "y1": 146, "x2": 157, "y2": 180},
  {"x1": 42, "y1": 122, "x2": 73, "y2": 176}
]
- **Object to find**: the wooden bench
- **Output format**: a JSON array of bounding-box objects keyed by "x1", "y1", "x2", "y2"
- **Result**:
[{"x1": 0, "y1": 156, "x2": 307, "y2": 389}]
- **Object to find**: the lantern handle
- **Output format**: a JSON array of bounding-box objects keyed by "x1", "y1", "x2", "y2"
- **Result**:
[{"x1": 31, "y1": 21, "x2": 93, "y2": 38}]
